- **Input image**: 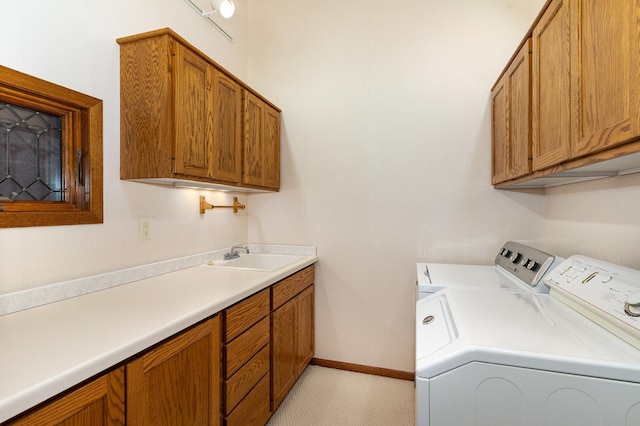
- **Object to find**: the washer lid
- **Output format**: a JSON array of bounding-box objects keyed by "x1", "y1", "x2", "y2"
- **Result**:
[{"x1": 416, "y1": 288, "x2": 640, "y2": 382}]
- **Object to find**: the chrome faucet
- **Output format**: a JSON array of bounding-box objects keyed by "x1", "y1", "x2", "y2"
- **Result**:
[{"x1": 224, "y1": 245, "x2": 250, "y2": 260}]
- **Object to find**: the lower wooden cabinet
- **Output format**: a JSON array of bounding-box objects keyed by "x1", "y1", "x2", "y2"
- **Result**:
[
  {"x1": 271, "y1": 266, "x2": 315, "y2": 411},
  {"x1": 5, "y1": 368, "x2": 125, "y2": 426},
  {"x1": 226, "y1": 374, "x2": 271, "y2": 426},
  {"x1": 126, "y1": 315, "x2": 221, "y2": 426},
  {"x1": 223, "y1": 288, "x2": 271, "y2": 426},
  {"x1": 5, "y1": 265, "x2": 316, "y2": 426}
]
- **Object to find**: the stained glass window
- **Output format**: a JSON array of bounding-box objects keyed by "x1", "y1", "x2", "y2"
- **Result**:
[{"x1": 0, "y1": 103, "x2": 63, "y2": 201}]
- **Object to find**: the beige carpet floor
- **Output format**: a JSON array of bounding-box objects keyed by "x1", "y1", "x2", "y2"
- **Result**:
[{"x1": 267, "y1": 365, "x2": 415, "y2": 426}]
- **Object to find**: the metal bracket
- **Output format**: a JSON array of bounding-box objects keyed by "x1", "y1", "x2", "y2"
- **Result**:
[{"x1": 199, "y1": 196, "x2": 245, "y2": 214}]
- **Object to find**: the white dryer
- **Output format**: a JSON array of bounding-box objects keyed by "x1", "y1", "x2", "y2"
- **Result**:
[
  {"x1": 415, "y1": 255, "x2": 640, "y2": 426},
  {"x1": 416, "y1": 241, "x2": 562, "y2": 299}
]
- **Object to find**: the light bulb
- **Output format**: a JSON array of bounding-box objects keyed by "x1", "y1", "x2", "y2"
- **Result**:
[{"x1": 211, "y1": 0, "x2": 235, "y2": 18}]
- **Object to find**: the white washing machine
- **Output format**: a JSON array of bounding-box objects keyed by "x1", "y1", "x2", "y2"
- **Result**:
[
  {"x1": 416, "y1": 241, "x2": 562, "y2": 299},
  {"x1": 415, "y1": 255, "x2": 640, "y2": 426}
]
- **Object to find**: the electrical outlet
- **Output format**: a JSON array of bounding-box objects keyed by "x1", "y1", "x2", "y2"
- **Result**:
[{"x1": 139, "y1": 218, "x2": 151, "y2": 240}]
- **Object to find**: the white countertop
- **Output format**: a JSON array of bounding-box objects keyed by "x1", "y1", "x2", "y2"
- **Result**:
[{"x1": 0, "y1": 254, "x2": 317, "y2": 423}]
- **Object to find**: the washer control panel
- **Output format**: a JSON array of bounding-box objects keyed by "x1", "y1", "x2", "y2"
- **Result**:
[
  {"x1": 494, "y1": 241, "x2": 558, "y2": 289},
  {"x1": 545, "y1": 255, "x2": 640, "y2": 349}
]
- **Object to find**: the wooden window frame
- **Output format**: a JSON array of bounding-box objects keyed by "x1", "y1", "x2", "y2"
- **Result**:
[{"x1": 0, "y1": 65, "x2": 103, "y2": 227}]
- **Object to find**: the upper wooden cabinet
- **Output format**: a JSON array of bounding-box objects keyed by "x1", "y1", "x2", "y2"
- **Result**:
[
  {"x1": 214, "y1": 73, "x2": 243, "y2": 183},
  {"x1": 243, "y1": 92, "x2": 281, "y2": 190},
  {"x1": 173, "y1": 42, "x2": 215, "y2": 179},
  {"x1": 117, "y1": 28, "x2": 280, "y2": 191},
  {"x1": 493, "y1": 0, "x2": 640, "y2": 188},
  {"x1": 531, "y1": 0, "x2": 571, "y2": 171},
  {"x1": 492, "y1": 39, "x2": 532, "y2": 184},
  {"x1": 568, "y1": 0, "x2": 640, "y2": 158}
]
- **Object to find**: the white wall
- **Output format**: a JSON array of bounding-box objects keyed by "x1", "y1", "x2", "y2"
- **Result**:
[
  {"x1": 246, "y1": 0, "x2": 547, "y2": 371},
  {"x1": 545, "y1": 173, "x2": 640, "y2": 269},
  {"x1": 0, "y1": 0, "x2": 252, "y2": 293}
]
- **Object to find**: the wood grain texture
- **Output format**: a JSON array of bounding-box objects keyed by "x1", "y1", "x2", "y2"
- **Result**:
[
  {"x1": 242, "y1": 91, "x2": 281, "y2": 190},
  {"x1": 225, "y1": 374, "x2": 271, "y2": 426},
  {"x1": 272, "y1": 265, "x2": 315, "y2": 310},
  {"x1": 532, "y1": 0, "x2": 571, "y2": 171},
  {"x1": 225, "y1": 316, "x2": 270, "y2": 378},
  {"x1": 224, "y1": 345, "x2": 270, "y2": 414},
  {"x1": 212, "y1": 72, "x2": 242, "y2": 183},
  {"x1": 271, "y1": 295, "x2": 298, "y2": 410},
  {"x1": 242, "y1": 91, "x2": 264, "y2": 187},
  {"x1": 492, "y1": 38, "x2": 533, "y2": 185},
  {"x1": 118, "y1": 28, "x2": 280, "y2": 191},
  {"x1": 296, "y1": 285, "x2": 315, "y2": 374},
  {"x1": 263, "y1": 106, "x2": 281, "y2": 189},
  {"x1": 491, "y1": 75, "x2": 509, "y2": 184},
  {"x1": 173, "y1": 43, "x2": 214, "y2": 178},
  {"x1": 224, "y1": 288, "x2": 270, "y2": 343},
  {"x1": 495, "y1": 0, "x2": 640, "y2": 188},
  {"x1": 507, "y1": 40, "x2": 532, "y2": 180},
  {"x1": 271, "y1": 267, "x2": 315, "y2": 412},
  {"x1": 570, "y1": 0, "x2": 640, "y2": 157},
  {"x1": 119, "y1": 34, "x2": 174, "y2": 179},
  {"x1": 6, "y1": 368, "x2": 125, "y2": 426},
  {"x1": 126, "y1": 316, "x2": 221, "y2": 426}
]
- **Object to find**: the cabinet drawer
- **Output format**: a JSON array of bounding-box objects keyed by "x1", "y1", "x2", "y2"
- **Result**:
[
  {"x1": 224, "y1": 288, "x2": 270, "y2": 342},
  {"x1": 225, "y1": 374, "x2": 271, "y2": 426},
  {"x1": 224, "y1": 345, "x2": 270, "y2": 414},
  {"x1": 272, "y1": 265, "x2": 315, "y2": 310},
  {"x1": 225, "y1": 316, "x2": 269, "y2": 378}
]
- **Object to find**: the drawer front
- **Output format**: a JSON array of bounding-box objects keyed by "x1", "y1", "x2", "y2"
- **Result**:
[
  {"x1": 225, "y1": 316, "x2": 269, "y2": 378},
  {"x1": 225, "y1": 345, "x2": 270, "y2": 414},
  {"x1": 225, "y1": 288, "x2": 270, "y2": 343},
  {"x1": 272, "y1": 265, "x2": 315, "y2": 310},
  {"x1": 225, "y1": 374, "x2": 271, "y2": 426}
]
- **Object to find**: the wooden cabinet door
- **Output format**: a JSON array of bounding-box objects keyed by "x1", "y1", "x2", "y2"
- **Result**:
[
  {"x1": 242, "y1": 92, "x2": 280, "y2": 190},
  {"x1": 569, "y1": 0, "x2": 640, "y2": 158},
  {"x1": 173, "y1": 43, "x2": 214, "y2": 179},
  {"x1": 119, "y1": 34, "x2": 175, "y2": 180},
  {"x1": 271, "y1": 281, "x2": 314, "y2": 411},
  {"x1": 491, "y1": 40, "x2": 532, "y2": 184},
  {"x1": 6, "y1": 368, "x2": 125, "y2": 426},
  {"x1": 296, "y1": 284, "x2": 315, "y2": 374},
  {"x1": 505, "y1": 40, "x2": 532, "y2": 180},
  {"x1": 263, "y1": 105, "x2": 281, "y2": 189},
  {"x1": 491, "y1": 74, "x2": 509, "y2": 184},
  {"x1": 126, "y1": 316, "x2": 221, "y2": 426},
  {"x1": 271, "y1": 297, "x2": 298, "y2": 410},
  {"x1": 532, "y1": 0, "x2": 571, "y2": 171},
  {"x1": 212, "y1": 72, "x2": 242, "y2": 183}
]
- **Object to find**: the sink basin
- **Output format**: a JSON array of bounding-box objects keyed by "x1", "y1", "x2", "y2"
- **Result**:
[{"x1": 208, "y1": 254, "x2": 305, "y2": 271}]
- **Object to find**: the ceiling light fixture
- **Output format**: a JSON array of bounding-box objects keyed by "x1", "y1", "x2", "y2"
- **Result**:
[
  {"x1": 183, "y1": 0, "x2": 234, "y2": 42},
  {"x1": 206, "y1": 0, "x2": 235, "y2": 18}
]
